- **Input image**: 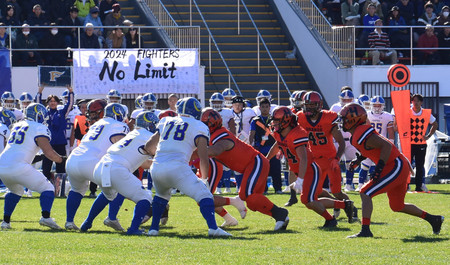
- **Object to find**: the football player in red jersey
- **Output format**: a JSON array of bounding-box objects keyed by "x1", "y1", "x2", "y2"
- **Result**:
[
  {"x1": 340, "y1": 103, "x2": 444, "y2": 238},
  {"x1": 201, "y1": 108, "x2": 290, "y2": 231},
  {"x1": 267, "y1": 106, "x2": 354, "y2": 228},
  {"x1": 298, "y1": 91, "x2": 357, "y2": 221}
]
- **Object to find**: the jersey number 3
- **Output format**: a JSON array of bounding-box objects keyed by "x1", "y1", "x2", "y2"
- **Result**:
[{"x1": 163, "y1": 121, "x2": 189, "y2": 141}]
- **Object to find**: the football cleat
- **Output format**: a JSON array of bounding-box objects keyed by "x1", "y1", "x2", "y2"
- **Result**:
[
  {"x1": 80, "y1": 221, "x2": 92, "y2": 232},
  {"x1": 347, "y1": 229, "x2": 373, "y2": 238},
  {"x1": 104, "y1": 217, "x2": 125, "y2": 231},
  {"x1": 126, "y1": 229, "x2": 146, "y2": 236},
  {"x1": 147, "y1": 229, "x2": 159, "y2": 236},
  {"x1": 1, "y1": 221, "x2": 11, "y2": 230},
  {"x1": 284, "y1": 197, "x2": 298, "y2": 207},
  {"x1": 65, "y1": 222, "x2": 80, "y2": 230},
  {"x1": 221, "y1": 216, "x2": 238, "y2": 228},
  {"x1": 344, "y1": 200, "x2": 355, "y2": 223},
  {"x1": 274, "y1": 208, "x2": 289, "y2": 231},
  {"x1": 208, "y1": 227, "x2": 232, "y2": 237},
  {"x1": 430, "y1": 215, "x2": 444, "y2": 235},
  {"x1": 323, "y1": 218, "x2": 338, "y2": 228},
  {"x1": 39, "y1": 217, "x2": 62, "y2": 230}
]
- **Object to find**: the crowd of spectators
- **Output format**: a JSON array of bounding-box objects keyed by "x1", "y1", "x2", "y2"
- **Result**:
[
  {"x1": 320, "y1": 0, "x2": 450, "y2": 64},
  {"x1": 0, "y1": 0, "x2": 142, "y2": 66}
]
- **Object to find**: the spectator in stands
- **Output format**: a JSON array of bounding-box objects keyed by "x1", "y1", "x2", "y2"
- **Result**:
[
  {"x1": 322, "y1": 0, "x2": 342, "y2": 25},
  {"x1": 62, "y1": 6, "x2": 82, "y2": 48},
  {"x1": 438, "y1": 21, "x2": 450, "y2": 63},
  {"x1": 122, "y1": 19, "x2": 133, "y2": 34},
  {"x1": 167, "y1": 94, "x2": 178, "y2": 111},
  {"x1": 84, "y1": 6, "x2": 105, "y2": 47},
  {"x1": 40, "y1": 23, "x2": 66, "y2": 66},
  {"x1": 358, "y1": 4, "x2": 380, "y2": 50},
  {"x1": 2, "y1": 5, "x2": 20, "y2": 27},
  {"x1": 2, "y1": 0, "x2": 22, "y2": 23},
  {"x1": 13, "y1": 24, "x2": 42, "y2": 65},
  {"x1": 50, "y1": 0, "x2": 72, "y2": 24},
  {"x1": 396, "y1": 0, "x2": 416, "y2": 25},
  {"x1": 125, "y1": 26, "x2": 141, "y2": 48},
  {"x1": 368, "y1": 19, "x2": 398, "y2": 64},
  {"x1": 417, "y1": 24, "x2": 440, "y2": 64},
  {"x1": 104, "y1": 3, "x2": 125, "y2": 35},
  {"x1": 416, "y1": 1, "x2": 438, "y2": 41},
  {"x1": 80, "y1": 22, "x2": 99, "y2": 48},
  {"x1": 388, "y1": 6, "x2": 410, "y2": 57},
  {"x1": 433, "y1": 0, "x2": 450, "y2": 15},
  {"x1": 99, "y1": 0, "x2": 117, "y2": 22},
  {"x1": 0, "y1": 23, "x2": 10, "y2": 49},
  {"x1": 73, "y1": 0, "x2": 96, "y2": 23},
  {"x1": 106, "y1": 26, "x2": 125, "y2": 48},
  {"x1": 341, "y1": 0, "x2": 360, "y2": 26},
  {"x1": 361, "y1": 0, "x2": 384, "y2": 21},
  {"x1": 26, "y1": 4, "x2": 49, "y2": 42},
  {"x1": 436, "y1": 5, "x2": 450, "y2": 25}
]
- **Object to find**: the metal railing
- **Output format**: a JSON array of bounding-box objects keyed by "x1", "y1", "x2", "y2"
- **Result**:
[
  {"x1": 239, "y1": 0, "x2": 291, "y2": 103},
  {"x1": 145, "y1": 0, "x2": 200, "y2": 49},
  {"x1": 190, "y1": 0, "x2": 242, "y2": 96}
]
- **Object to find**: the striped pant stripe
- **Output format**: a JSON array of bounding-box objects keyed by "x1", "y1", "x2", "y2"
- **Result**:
[
  {"x1": 365, "y1": 158, "x2": 402, "y2": 196},
  {"x1": 245, "y1": 155, "x2": 262, "y2": 197},
  {"x1": 308, "y1": 162, "x2": 320, "y2": 202}
]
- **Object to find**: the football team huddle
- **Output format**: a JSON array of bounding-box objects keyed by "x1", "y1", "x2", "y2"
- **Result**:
[{"x1": 0, "y1": 85, "x2": 444, "y2": 238}]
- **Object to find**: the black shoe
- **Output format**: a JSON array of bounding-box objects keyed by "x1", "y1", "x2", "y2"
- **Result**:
[
  {"x1": 430, "y1": 215, "x2": 444, "y2": 235},
  {"x1": 89, "y1": 192, "x2": 96, "y2": 198},
  {"x1": 323, "y1": 218, "x2": 337, "y2": 228},
  {"x1": 284, "y1": 195, "x2": 298, "y2": 206},
  {"x1": 347, "y1": 229, "x2": 373, "y2": 238},
  {"x1": 352, "y1": 206, "x2": 358, "y2": 222},
  {"x1": 344, "y1": 200, "x2": 354, "y2": 223},
  {"x1": 274, "y1": 208, "x2": 289, "y2": 231}
]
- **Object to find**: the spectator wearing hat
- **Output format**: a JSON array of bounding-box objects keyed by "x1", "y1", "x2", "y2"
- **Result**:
[
  {"x1": 388, "y1": 6, "x2": 410, "y2": 57},
  {"x1": 104, "y1": 3, "x2": 125, "y2": 35},
  {"x1": 84, "y1": 6, "x2": 105, "y2": 47},
  {"x1": 13, "y1": 24, "x2": 42, "y2": 66},
  {"x1": 0, "y1": 23, "x2": 10, "y2": 49},
  {"x1": 437, "y1": 21, "x2": 450, "y2": 63},
  {"x1": 73, "y1": 0, "x2": 96, "y2": 22},
  {"x1": 436, "y1": 5, "x2": 450, "y2": 25},
  {"x1": 26, "y1": 4, "x2": 49, "y2": 42},
  {"x1": 39, "y1": 22, "x2": 66, "y2": 65},
  {"x1": 361, "y1": 0, "x2": 384, "y2": 21},
  {"x1": 62, "y1": 6, "x2": 82, "y2": 48},
  {"x1": 125, "y1": 26, "x2": 142, "y2": 48},
  {"x1": 99, "y1": 0, "x2": 117, "y2": 22},
  {"x1": 417, "y1": 2, "x2": 438, "y2": 27},
  {"x1": 395, "y1": 0, "x2": 415, "y2": 25},
  {"x1": 417, "y1": 24, "x2": 440, "y2": 64},
  {"x1": 80, "y1": 22, "x2": 99, "y2": 48},
  {"x1": 106, "y1": 26, "x2": 125, "y2": 48},
  {"x1": 50, "y1": 0, "x2": 72, "y2": 23},
  {"x1": 368, "y1": 19, "x2": 398, "y2": 64}
]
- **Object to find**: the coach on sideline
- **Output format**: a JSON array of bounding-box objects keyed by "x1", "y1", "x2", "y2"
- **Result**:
[{"x1": 36, "y1": 85, "x2": 74, "y2": 181}]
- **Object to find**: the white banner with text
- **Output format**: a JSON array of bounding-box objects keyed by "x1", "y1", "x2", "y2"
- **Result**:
[{"x1": 73, "y1": 49, "x2": 199, "y2": 95}]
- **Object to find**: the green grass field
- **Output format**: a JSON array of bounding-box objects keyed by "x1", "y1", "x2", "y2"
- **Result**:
[{"x1": 0, "y1": 185, "x2": 448, "y2": 264}]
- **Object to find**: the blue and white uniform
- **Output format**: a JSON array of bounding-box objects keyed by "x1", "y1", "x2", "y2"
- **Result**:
[{"x1": 233, "y1": 108, "x2": 256, "y2": 144}]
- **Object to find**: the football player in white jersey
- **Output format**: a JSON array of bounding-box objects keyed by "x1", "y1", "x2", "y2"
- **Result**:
[
  {"x1": 144, "y1": 97, "x2": 231, "y2": 237},
  {"x1": 330, "y1": 88, "x2": 358, "y2": 191},
  {"x1": 1, "y1": 91, "x2": 24, "y2": 121},
  {"x1": 355, "y1": 96, "x2": 395, "y2": 191},
  {"x1": 252, "y1": 90, "x2": 278, "y2": 116},
  {"x1": 141, "y1": 92, "x2": 161, "y2": 118},
  {"x1": 18, "y1": 92, "x2": 34, "y2": 114},
  {"x1": 0, "y1": 110, "x2": 15, "y2": 154},
  {"x1": 66, "y1": 102, "x2": 129, "y2": 231},
  {"x1": 222, "y1": 88, "x2": 236, "y2": 109},
  {"x1": 81, "y1": 111, "x2": 159, "y2": 235},
  {"x1": 357, "y1": 94, "x2": 371, "y2": 111},
  {"x1": 128, "y1": 95, "x2": 144, "y2": 131},
  {"x1": 232, "y1": 95, "x2": 256, "y2": 189},
  {"x1": 58, "y1": 89, "x2": 81, "y2": 156},
  {"x1": 0, "y1": 103, "x2": 64, "y2": 230},
  {"x1": 106, "y1": 89, "x2": 129, "y2": 122}
]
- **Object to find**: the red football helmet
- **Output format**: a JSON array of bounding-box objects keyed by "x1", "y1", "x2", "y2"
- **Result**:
[
  {"x1": 339, "y1": 103, "x2": 367, "y2": 132},
  {"x1": 86, "y1": 99, "x2": 107, "y2": 123},
  {"x1": 200, "y1": 107, "x2": 223, "y2": 133},
  {"x1": 158, "y1": 110, "x2": 177, "y2": 119},
  {"x1": 270, "y1": 106, "x2": 297, "y2": 133},
  {"x1": 303, "y1": 91, "x2": 323, "y2": 117}
]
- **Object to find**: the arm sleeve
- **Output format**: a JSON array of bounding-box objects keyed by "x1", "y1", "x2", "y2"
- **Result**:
[{"x1": 63, "y1": 92, "x2": 74, "y2": 118}]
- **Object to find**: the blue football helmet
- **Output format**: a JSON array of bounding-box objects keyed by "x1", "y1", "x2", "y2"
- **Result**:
[
  {"x1": 61, "y1": 89, "x2": 70, "y2": 104},
  {"x1": 106, "y1": 89, "x2": 122, "y2": 104},
  {"x1": 256, "y1": 89, "x2": 272, "y2": 104},
  {"x1": 358, "y1": 94, "x2": 371, "y2": 110},
  {"x1": 135, "y1": 95, "x2": 143, "y2": 109},
  {"x1": 1, "y1": 91, "x2": 16, "y2": 110},
  {"x1": 19, "y1": 92, "x2": 34, "y2": 110},
  {"x1": 105, "y1": 103, "x2": 126, "y2": 122},
  {"x1": 0, "y1": 109, "x2": 16, "y2": 129},
  {"x1": 370, "y1": 95, "x2": 385, "y2": 114},
  {"x1": 177, "y1": 97, "x2": 202, "y2": 120},
  {"x1": 142, "y1": 93, "x2": 157, "y2": 111},
  {"x1": 209, "y1": 92, "x2": 225, "y2": 111},
  {"x1": 339, "y1": 90, "x2": 354, "y2": 106},
  {"x1": 222, "y1": 88, "x2": 236, "y2": 108},
  {"x1": 26, "y1": 103, "x2": 48, "y2": 124},
  {"x1": 136, "y1": 111, "x2": 159, "y2": 133}
]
